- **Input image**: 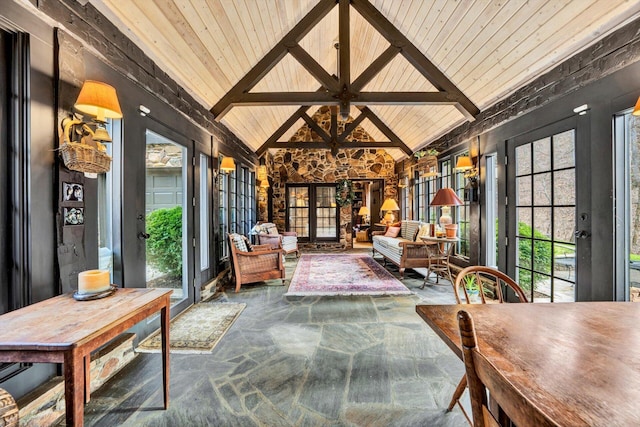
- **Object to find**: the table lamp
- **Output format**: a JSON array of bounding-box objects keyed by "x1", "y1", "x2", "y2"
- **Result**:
[
  {"x1": 430, "y1": 188, "x2": 463, "y2": 226},
  {"x1": 380, "y1": 199, "x2": 400, "y2": 224},
  {"x1": 358, "y1": 206, "x2": 370, "y2": 224}
]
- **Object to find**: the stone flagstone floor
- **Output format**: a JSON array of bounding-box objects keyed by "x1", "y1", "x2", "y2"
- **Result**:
[{"x1": 74, "y1": 250, "x2": 468, "y2": 426}]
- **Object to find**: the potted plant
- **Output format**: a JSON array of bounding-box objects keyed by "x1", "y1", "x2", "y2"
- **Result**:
[{"x1": 463, "y1": 275, "x2": 480, "y2": 301}]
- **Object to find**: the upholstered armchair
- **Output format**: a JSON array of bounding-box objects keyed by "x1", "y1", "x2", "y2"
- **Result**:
[
  {"x1": 227, "y1": 233, "x2": 285, "y2": 293},
  {"x1": 255, "y1": 222, "x2": 300, "y2": 258}
]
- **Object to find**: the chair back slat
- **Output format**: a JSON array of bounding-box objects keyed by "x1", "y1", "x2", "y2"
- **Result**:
[{"x1": 454, "y1": 266, "x2": 528, "y2": 305}]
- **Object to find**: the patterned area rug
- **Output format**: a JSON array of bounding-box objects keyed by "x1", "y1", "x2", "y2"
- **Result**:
[
  {"x1": 286, "y1": 253, "x2": 412, "y2": 296},
  {"x1": 137, "y1": 302, "x2": 245, "y2": 354}
]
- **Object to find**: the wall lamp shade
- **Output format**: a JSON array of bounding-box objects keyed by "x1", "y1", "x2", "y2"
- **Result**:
[
  {"x1": 455, "y1": 156, "x2": 474, "y2": 171},
  {"x1": 219, "y1": 156, "x2": 236, "y2": 173},
  {"x1": 358, "y1": 206, "x2": 370, "y2": 216},
  {"x1": 260, "y1": 179, "x2": 270, "y2": 188},
  {"x1": 633, "y1": 96, "x2": 640, "y2": 116},
  {"x1": 74, "y1": 80, "x2": 123, "y2": 122},
  {"x1": 430, "y1": 188, "x2": 463, "y2": 207}
]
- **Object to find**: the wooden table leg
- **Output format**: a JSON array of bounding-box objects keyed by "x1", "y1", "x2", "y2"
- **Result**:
[
  {"x1": 161, "y1": 301, "x2": 170, "y2": 409},
  {"x1": 84, "y1": 354, "x2": 91, "y2": 403},
  {"x1": 64, "y1": 349, "x2": 85, "y2": 426}
]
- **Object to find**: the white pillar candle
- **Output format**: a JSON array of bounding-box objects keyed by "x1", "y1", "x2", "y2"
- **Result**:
[{"x1": 78, "y1": 270, "x2": 110, "y2": 294}]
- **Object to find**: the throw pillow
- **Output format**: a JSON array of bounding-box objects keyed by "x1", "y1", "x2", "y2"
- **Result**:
[
  {"x1": 384, "y1": 226, "x2": 401, "y2": 238},
  {"x1": 231, "y1": 234, "x2": 249, "y2": 252},
  {"x1": 264, "y1": 223, "x2": 279, "y2": 235},
  {"x1": 416, "y1": 224, "x2": 431, "y2": 241}
]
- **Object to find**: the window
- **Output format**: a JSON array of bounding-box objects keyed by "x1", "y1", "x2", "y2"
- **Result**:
[
  {"x1": 229, "y1": 168, "x2": 237, "y2": 233},
  {"x1": 97, "y1": 120, "x2": 121, "y2": 277},
  {"x1": 485, "y1": 153, "x2": 498, "y2": 267},
  {"x1": 287, "y1": 184, "x2": 337, "y2": 241},
  {"x1": 414, "y1": 171, "x2": 437, "y2": 223},
  {"x1": 199, "y1": 154, "x2": 210, "y2": 270},
  {"x1": 238, "y1": 166, "x2": 247, "y2": 234},
  {"x1": 454, "y1": 153, "x2": 471, "y2": 258},
  {"x1": 614, "y1": 111, "x2": 640, "y2": 301},
  {"x1": 401, "y1": 184, "x2": 411, "y2": 220},
  {"x1": 218, "y1": 157, "x2": 230, "y2": 260}
]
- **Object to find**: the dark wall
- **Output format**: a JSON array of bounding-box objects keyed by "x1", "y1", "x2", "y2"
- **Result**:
[{"x1": 0, "y1": 0, "x2": 257, "y2": 400}]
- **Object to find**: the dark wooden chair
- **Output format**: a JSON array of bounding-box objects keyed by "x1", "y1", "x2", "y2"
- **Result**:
[
  {"x1": 227, "y1": 233, "x2": 285, "y2": 293},
  {"x1": 457, "y1": 310, "x2": 558, "y2": 427},
  {"x1": 449, "y1": 266, "x2": 529, "y2": 424}
]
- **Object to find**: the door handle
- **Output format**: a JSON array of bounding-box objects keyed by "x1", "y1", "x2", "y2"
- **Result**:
[
  {"x1": 574, "y1": 230, "x2": 590, "y2": 239},
  {"x1": 138, "y1": 232, "x2": 150, "y2": 240}
]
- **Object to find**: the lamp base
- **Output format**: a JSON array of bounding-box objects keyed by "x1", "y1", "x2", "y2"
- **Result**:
[
  {"x1": 439, "y1": 206, "x2": 452, "y2": 227},
  {"x1": 384, "y1": 212, "x2": 395, "y2": 224}
]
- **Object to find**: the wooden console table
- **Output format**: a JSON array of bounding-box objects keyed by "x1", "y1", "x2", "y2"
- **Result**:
[{"x1": 0, "y1": 288, "x2": 172, "y2": 426}]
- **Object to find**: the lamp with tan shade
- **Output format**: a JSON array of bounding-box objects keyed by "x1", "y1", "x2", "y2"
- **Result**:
[
  {"x1": 380, "y1": 198, "x2": 400, "y2": 224},
  {"x1": 358, "y1": 206, "x2": 370, "y2": 224}
]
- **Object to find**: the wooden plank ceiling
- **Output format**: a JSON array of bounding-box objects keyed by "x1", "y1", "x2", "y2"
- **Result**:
[{"x1": 90, "y1": 0, "x2": 640, "y2": 159}]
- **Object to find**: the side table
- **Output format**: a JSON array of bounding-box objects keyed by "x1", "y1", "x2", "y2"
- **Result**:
[{"x1": 419, "y1": 236, "x2": 459, "y2": 288}]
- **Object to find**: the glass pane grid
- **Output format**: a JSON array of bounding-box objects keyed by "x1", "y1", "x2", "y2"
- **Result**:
[{"x1": 513, "y1": 129, "x2": 576, "y2": 302}]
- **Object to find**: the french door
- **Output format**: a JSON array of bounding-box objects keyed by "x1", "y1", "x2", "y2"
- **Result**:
[
  {"x1": 287, "y1": 184, "x2": 338, "y2": 242},
  {"x1": 506, "y1": 116, "x2": 588, "y2": 302}
]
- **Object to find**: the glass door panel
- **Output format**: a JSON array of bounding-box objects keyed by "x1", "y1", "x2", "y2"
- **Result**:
[
  {"x1": 145, "y1": 130, "x2": 187, "y2": 303},
  {"x1": 510, "y1": 128, "x2": 576, "y2": 302},
  {"x1": 288, "y1": 186, "x2": 310, "y2": 239}
]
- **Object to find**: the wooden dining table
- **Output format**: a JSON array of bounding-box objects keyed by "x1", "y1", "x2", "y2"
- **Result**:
[
  {"x1": 416, "y1": 302, "x2": 640, "y2": 426},
  {"x1": 0, "y1": 288, "x2": 172, "y2": 427}
]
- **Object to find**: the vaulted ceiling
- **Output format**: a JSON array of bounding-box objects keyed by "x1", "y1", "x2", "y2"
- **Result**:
[{"x1": 90, "y1": 0, "x2": 640, "y2": 159}]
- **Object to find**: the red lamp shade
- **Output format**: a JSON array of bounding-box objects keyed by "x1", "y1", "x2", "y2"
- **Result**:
[{"x1": 430, "y1": 188, "x2": 463, "y2": 206}]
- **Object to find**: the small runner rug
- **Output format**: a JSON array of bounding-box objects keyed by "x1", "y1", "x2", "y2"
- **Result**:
[
  {"x1": 137, "y1": 302, "x2": 245, "y2": 354},
  {"x1": 285, "y1": 253, "x2": 412, "y2": 297}
]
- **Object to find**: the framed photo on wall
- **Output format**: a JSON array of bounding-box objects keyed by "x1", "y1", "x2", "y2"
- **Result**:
[
  {"x1": 63, "y1": 182, "x2": 84, "y2": 202},
  {"x1": 63, "y1": 207, "x2": 84, "y2": 226}
]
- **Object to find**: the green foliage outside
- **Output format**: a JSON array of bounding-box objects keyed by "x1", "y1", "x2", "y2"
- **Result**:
[
  {"x1": 516, "y1": 222, "x2": 552, "y2": 291},
  {"x1": 146, "y1": 206, "x2": 183, "y2": 278},
  {"x1": 494, "y1": 219, "x2": 553, "y2": 292}
]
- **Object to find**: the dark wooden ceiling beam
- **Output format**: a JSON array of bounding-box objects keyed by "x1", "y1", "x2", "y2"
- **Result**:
[
  {"x1": 288, "y1": 45, "x2": 340, "y2": 93},
  {"x1": 358, "y1": 106, "x2": 412, "y2": 155},
  {"x1": 263, "y1": 141, "x2": 405, "y2": 150},
  {"x1": 351, "y1": 45, "x2": 400, "y2": 92},
  {"x1": 350, "y1": 0, "x2": 480, "y2": 121},
  {"x1": 210, "y1": 0, "x2": 336, "y2": 119},
  {"x1": 301, "y1": 113, "x2": 331, "y2": 143},
  {"x1": 255, "y1": 105, "x2": 309, "y2": 156},
  {"x1": 337, "y1": 112, "x2": 366, "y2": 143},
  {"x1": 338, "y1": 0, "x2": 351, "y2": 91},
  {"x1": 234, "y1": 91, "x2": 457, "y2": 106}
]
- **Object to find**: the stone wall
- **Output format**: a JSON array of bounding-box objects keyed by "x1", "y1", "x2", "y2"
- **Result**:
[{"x1": 268, "y1": 148, "x2": 397, "y2": 249}]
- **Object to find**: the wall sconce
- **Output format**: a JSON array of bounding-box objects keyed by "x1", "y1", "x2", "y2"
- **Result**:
[
  {"x1": 398, "y1": 176, "x2": 409, "y2": 188},
  {"x1": 455, "y1": 156, "x2": 478, "y2": 182},
  {"x1": 455, "y1": 156, "x2": 480, "y2": 202},
  {"x1": 59, "y1": 80, "x2": 122, "y2": 175},
  {"x1": 214, "y1": 156, "x2": 236, "y2": 182},
  {"x1": 260, "y1": 179, "x2": 270, "y2": 189}
]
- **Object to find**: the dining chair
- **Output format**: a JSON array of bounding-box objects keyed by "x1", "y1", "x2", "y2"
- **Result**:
[
  {"x1": 448, "y1": 266, "x2": 529, "y2": 425},
  {"x1": 457, "y1": 310, "x2": 558, "y2": 427}
]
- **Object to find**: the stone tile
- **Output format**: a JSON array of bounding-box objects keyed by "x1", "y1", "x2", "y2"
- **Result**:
[
  {"x1": 309, "y1": 297, "x2": 378, "y2": 323},
  {"x1": 299, "y1": 348, "x2": 351, "y2": 419},
  {"x1": 319, "y1": 323, "x2": 379, "y2": 353},
  {"x1": 269, "y1": 324, "x2": 321, "y2": 357},
  {"x1": 348, "y1": 344, "x2": 391, "y2": 404}
]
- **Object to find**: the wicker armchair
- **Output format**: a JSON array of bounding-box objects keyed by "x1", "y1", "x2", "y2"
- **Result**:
[
  {"x1": 255, "y1": 222, "x2": 300, "y2": 258},
  {"x1": 227, "y1": 233, "x2": 285, "y2": 293}
]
